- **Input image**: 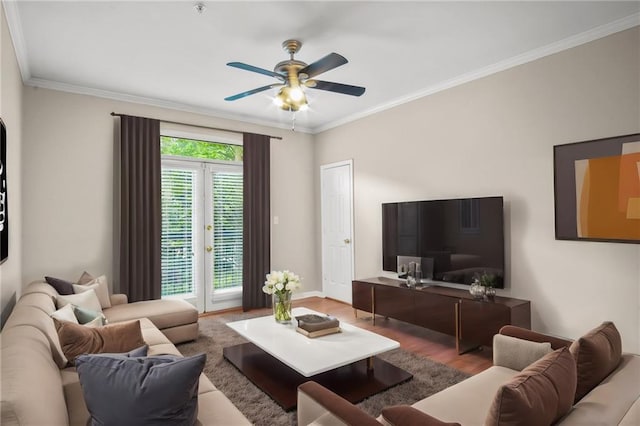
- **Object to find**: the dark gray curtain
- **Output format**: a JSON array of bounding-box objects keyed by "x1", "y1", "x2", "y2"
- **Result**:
[
  {"x1": 242, "y1": 133, "x2": 271, "y2": 310},
  {"x1": 119, "y1": 115, "x2": 162, "y2": 302}
]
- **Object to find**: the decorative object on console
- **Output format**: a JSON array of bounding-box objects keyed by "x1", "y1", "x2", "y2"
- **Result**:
[
  {"x1": 468, "y1": 282, "x2": 486, "y2": 299},
  {"x1": 470, "y1": 271, "x2": 497, "y2": 298},
  {"x1": 554, "y1": 133, "x2": 640, "y2": 244},
  {"x1": 263, "y1": 270, "x2": 301, "y2": 323}
]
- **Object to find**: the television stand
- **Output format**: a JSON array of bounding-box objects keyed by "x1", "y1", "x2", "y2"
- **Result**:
[{"x1": 352, "y1": 277, "x2": 531, "y2": 354}]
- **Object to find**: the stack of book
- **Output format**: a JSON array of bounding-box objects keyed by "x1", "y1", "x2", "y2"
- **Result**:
[{"x1": 295, "y1": 314, "x2": 341, "y2": 338}]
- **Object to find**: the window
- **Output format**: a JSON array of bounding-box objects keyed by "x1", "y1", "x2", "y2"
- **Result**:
[{"x1": 160, "y1": 134, "x2": 243, "y2": 312}]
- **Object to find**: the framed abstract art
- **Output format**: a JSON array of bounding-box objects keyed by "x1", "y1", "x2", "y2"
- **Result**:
[{"x1": 554, "y1": 133, "x2": 640, "y2": 244}]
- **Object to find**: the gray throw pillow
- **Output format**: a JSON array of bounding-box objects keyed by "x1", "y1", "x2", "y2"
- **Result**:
[
  {"x1": 86, "y1": 345, "x2": 149, "y2": 358},
  {"x1": 76, "y1": 353, "x2": 205, "y2": 426},
  {"x1": 45, "y1": 276, "x2": 75, "y2": 295},
  {"x1": 73, "y1": 305, "x2": 107, "y2": 326}
]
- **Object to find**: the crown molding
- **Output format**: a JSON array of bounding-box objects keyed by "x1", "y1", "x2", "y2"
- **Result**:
[
  {"x1": 2, "y1": 0, "x2": 31, "y2": 82},
  {"x1": 25, "y1": 77, "x2": 313, "y2": 134},
  {"x1": 312, "y1": 14, "x2": 640, "y2": 134},
  {"x1": 6, "y1": 1, "x2": 638, "y2": 135}
]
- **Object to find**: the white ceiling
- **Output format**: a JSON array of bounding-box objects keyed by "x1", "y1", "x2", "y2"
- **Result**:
[{"x1": 4, "y1": 1, "x2": 639, "y2": 133}]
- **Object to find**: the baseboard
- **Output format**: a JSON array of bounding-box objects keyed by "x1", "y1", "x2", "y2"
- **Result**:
[{"x1": 292, "y1": 290, "x2": 324, "y2": 300}]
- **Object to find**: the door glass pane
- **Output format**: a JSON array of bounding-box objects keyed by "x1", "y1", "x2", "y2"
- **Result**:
[
  {"x1": 161, "y1": 168, "x2": 196, "y2": 296},
  {"x1": 212, "y1": 171, "x2": 243, "y2": 291}
]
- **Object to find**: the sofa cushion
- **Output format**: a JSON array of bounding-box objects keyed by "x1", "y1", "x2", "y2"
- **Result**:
[
  {"x1": 493, "y1": 334, "x2": 552, "y2": 371},
  {"x1": 73, "y1": 275, "x2": 111, "y2": 309},
  {"x1": 104, "y1": 298, "x2": 198, "y2": 330},
  {"x1": 569, "y1": 321, "x2": 622, "y2": 403},
  {"x1": 409, "y1": 366, "x2": 515, "y2": 424},
  {"x1": 382, "y1": 405, "x2": 461, "y2": 426},
  {"x1": 558, "y1": 354, "x2": 640, "y2": 425},
  {"x1": 56, "y1": 289, "x2": 103, "y2": 313},
  {"x1": 486, "y1": 347, "x2": 576, "y2": 426},
  {"x1": 4, "y1": 304, "x2": 68, "y2": 368},
  {"x1": 75, "y1": 353, "x2": 205, "y2": 426},
  {"x1": 45, "y1": 276, "x2": 75, "y2": 295},
  {"x1": 0, "y1": 325, "x2": 69, "y2": 425},
  {"x1": 15, "y1": 292, "x2": 56, "y2": 315},
  {"x1": 54, "y1": 319, "x2": 145, "y2": 365}
]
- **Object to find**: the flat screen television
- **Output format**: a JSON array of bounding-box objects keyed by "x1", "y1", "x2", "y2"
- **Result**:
[{"x1": 382, "y1": 196, "x2": 505, "y2": 288}]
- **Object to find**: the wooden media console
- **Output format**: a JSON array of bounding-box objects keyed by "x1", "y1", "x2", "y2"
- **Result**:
[{"x1": 352, "y1": 277, "x2": 531, "y2": 354}]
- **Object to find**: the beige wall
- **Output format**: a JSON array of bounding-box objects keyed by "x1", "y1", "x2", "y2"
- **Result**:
[
  {"x1": 21, "y1": 88, "x2": 317, "y2": 294},
  {"x1": 0, "y1": 6, "x2": 23, "y2": 319},
  {"x1": 315, "y1": 28, "x2": 640, "y2": 351}
]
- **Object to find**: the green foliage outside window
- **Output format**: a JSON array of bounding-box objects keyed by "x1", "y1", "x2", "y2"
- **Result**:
[{"x1": 160, "y1": 136, "x2": 243, "y2": 161}]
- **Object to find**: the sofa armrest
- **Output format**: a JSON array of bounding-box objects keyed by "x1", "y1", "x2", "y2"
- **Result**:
[
  {"x1": 297, "y1": 381, "x2": 381, "y2": 426},
  {"x1": 499, "y1": 325, "x2": 573, "y2": 349},
  {"x1": 381, "y1": 406, "x2": 461, "y2": 426},
  {"x1": 109, "y1": 293, "x2": 128, "y2": 306}
]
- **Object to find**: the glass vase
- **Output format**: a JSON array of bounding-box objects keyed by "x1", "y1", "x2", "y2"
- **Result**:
[
  {"x1": 273, "y1": 291, "x2": 292, "y2": 323},
  {"x1": 469, "y1": 283, "x2": 486, "y2": 299}
]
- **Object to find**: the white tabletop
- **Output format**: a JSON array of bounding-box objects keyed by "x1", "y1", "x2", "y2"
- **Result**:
[{"x1": 226, "y1": 307, "x2": 400, "y2": 377}]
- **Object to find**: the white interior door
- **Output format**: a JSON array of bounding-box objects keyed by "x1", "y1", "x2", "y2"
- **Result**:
[{"x1": 321, "y1": 160, "x2": 354, "y2": 303}]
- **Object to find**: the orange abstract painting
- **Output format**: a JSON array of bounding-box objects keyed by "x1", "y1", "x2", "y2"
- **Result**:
[{"x1": 575, "y1": 143, "x2": 640, "y2": 240}]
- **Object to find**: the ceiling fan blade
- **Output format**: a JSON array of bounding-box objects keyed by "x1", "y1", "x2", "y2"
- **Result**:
[
  {"x1": 306, "y1": 80, "x2": 365, "y2": 97},
  {"x1": 298, "y1": 53, "x2": 348, "y2": 79},
  {"x1": 227, "y1": 62, "x2": 285, "y2": 81},
  {"x1": 224, "y1": 83, "x2": 284, "y2": 101}
]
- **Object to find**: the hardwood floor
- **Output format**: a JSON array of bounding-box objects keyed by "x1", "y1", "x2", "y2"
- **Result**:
[{"x1": 203, "y1": 296, "x2": 493, "y2": 376}]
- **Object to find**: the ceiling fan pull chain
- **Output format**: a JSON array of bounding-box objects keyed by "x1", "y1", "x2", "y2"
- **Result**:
[{"x1": 291, "y1": 112, "x2": 296, "y2": 131}]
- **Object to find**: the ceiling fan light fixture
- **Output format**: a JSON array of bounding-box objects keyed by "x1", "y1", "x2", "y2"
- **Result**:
[{"x1": 274, "y1": 86, "x2": 308, "y2": 112}]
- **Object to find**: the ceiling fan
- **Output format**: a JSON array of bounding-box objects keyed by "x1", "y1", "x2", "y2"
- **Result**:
[{"x1": 224, "y1": 39, "x2": 366, "y2": 112}]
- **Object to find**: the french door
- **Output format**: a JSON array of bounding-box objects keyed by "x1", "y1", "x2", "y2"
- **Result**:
[{"x1": 161, "y1": 158, "x2": 243, "y2": 312}]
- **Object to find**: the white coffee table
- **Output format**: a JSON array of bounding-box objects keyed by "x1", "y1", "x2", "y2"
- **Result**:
[{"x1": 223, "y1": 307, "x2": 413, "y2": 410}]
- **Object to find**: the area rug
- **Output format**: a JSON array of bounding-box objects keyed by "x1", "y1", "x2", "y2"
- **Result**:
[{"x1": 177, "y1": 312, "x2": 470, "y2": 425}]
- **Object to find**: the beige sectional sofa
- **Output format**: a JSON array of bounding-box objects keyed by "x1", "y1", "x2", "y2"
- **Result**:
[
  {"x1": 1, "y1": 281, "x2": 251, "y2": 425},
  {"x1": 298, "y1": 324, "x2": 640, "y2": 425}
]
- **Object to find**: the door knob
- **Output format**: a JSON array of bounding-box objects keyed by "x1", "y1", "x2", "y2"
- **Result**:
[
  {"x1": 206, "y1": 225, "x2": 213, "y2": 231},
  {"x1": 344, "y1": 238, "x2": 351, "y2": 244},
  {"x1": 206, "y1": 246, "x2": 213, "y2": 252}
]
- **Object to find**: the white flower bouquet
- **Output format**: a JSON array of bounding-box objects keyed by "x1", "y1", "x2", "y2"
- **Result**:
[{"x1": 263, "y1": 270, "x2": 301, "y2": 323}]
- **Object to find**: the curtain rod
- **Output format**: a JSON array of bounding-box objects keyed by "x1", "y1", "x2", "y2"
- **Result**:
[{"x1": 110, "y1": 112, "x2": 283, "y2": 140}]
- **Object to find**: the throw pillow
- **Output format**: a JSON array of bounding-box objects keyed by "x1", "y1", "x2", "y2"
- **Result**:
[
  {"x1": 75, "y1": 353, "x2": 205, "y2": 426},
  {"x1": 86, "y1": 345, "x2": 149, "y2": 358},
  {"x1": 77, "y1": 270, "x2": 95, "y2": 285},
  {"x1": 54, "y1": 319, "x2": 145, "y2": 365},
  {"x1": 382, "y1": 406, "x2": 461, "y2": 426},
  {"x1": 73, "y1": 275, "x2": 111, "y2": 309},
  {"x1": 44, "y1": 276, "x2": 75, "y2": 295},
  {"x1": 56, "y1": 290, "x2": 102, "y2": 313},
  {"x1": 569, "y1": 321, "x2": 622, "y2": 403},
  {"x1": 493, "y1": 334, "x2": 553, "y2": 371},
  {"x1": 485, "y1": 347, "x2": 576, "y2": 426},
  {"x1": 50, "y1": 304, "x2": 79, "y2": 324},
  {"x1": 73, "y1": 305, "x2": 107, "y2": 326}
]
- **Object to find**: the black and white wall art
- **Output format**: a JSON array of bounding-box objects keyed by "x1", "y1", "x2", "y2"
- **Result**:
[{"x1": 1, "y1": 118, "x2": 7, "y2": 263}]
